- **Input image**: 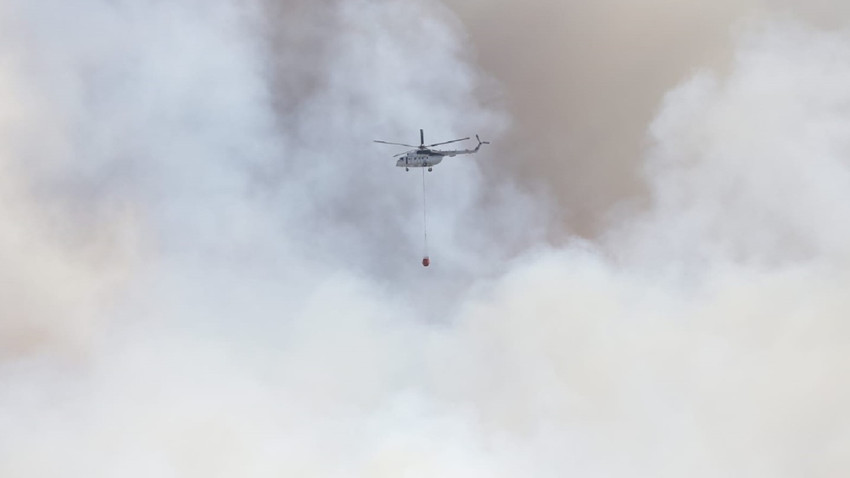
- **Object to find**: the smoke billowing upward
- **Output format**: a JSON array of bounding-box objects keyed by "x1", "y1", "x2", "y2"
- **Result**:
[
  {"x1": 1, "y1": 0, "x2": 849, "y2": 476},
  {"x1": 447, "y1": 0, "x2": 850, "y2": 236}
]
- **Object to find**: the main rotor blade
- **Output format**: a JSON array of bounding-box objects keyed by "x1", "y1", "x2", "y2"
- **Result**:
[
  {"x1": 420, "y1": 129, "x2": 424, "y2": 147},
  {"x1": 374, "y1": 140, "x2": 419, "y2": 148},
  {"x1": 426, "y1": 137, "x2": 469, "y2": 148}
]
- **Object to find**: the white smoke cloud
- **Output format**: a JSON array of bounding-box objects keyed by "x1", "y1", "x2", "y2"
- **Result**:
[
  {"x1": 625, "y1": 22, "x2": 850, "y2": 267},
  {"x1": 1, "y1": 0, "x2": 849, "y2": 476}
]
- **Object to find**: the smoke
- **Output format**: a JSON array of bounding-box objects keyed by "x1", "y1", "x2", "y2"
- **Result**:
[
  {"x1": 446, "y1": 0, "x2": 850, "y2": 236},
  {"x1": 1, "y1": 0, "x2": 849, "y2": 476}
]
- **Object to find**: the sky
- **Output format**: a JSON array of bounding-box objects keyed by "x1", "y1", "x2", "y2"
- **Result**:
[{"x1": 1, "y1": 0, "x2": 849, "y2": 476}]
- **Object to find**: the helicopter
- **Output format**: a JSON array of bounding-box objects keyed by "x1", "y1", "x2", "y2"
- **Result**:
[{"x1": 374, "y1": 129, "x2": 489, "y2": 171}]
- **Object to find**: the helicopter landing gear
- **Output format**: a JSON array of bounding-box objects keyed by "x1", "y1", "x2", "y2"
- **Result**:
[{"x1": 428, "y1": 167, "x2": 433, "y2": 172}]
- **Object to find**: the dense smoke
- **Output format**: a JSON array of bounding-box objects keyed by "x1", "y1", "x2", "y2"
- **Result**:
[
  {"x1": 1, "y1": 0, "x2": 849, "y2": 476},
  {"x1": 448, "y1": 0, "x2": 850, "y2": 236}
]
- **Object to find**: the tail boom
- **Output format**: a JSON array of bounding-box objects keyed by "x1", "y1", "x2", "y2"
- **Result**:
[{"x1": 443, "y1": 134, "x2": 489, "y2": 157}]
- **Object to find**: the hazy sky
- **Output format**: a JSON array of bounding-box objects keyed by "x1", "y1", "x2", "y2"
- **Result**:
[{"x1": 1, "y1": 0, "x2": 849, "y2": 476}]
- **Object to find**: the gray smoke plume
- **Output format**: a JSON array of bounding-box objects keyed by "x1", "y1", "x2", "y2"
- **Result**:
[
  {"x1": 0, "y1": 0, "x2": 849, "y2": 476},
  {"x1": 447, "y1": 0, "x2": 850, "y2": 236}
]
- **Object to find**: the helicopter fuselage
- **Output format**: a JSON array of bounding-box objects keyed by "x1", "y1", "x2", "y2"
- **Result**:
[{"x1": 396, "y1": 150, "x2": 445, "y2": 169}]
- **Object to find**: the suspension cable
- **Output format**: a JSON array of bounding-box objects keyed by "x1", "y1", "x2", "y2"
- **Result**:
[{"x1": 421, "y1": 167, "x2": 428, "y2": 258}]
